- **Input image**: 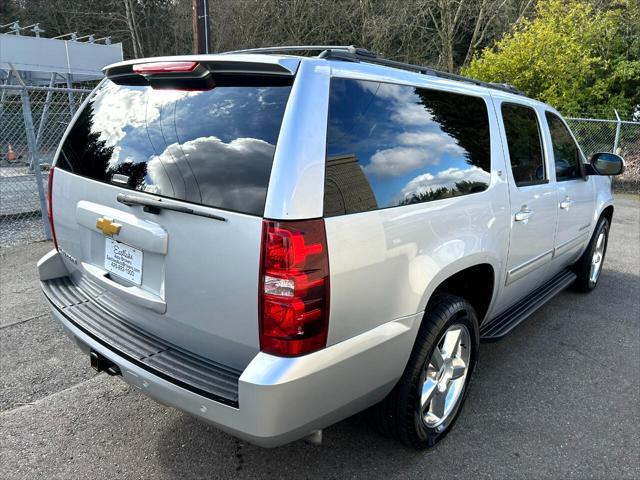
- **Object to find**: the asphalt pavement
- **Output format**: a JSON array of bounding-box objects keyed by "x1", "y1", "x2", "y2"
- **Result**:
[{"x1": 1, "y1": 195, "x2": 638, "y2": 480}]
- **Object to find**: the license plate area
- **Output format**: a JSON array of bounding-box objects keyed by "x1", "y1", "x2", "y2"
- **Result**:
[{"x1": 104, "y1": 237, "x2": 143, "y2": 285}]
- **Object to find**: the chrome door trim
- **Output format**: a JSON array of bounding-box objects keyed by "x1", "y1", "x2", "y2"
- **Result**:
[
  {"x1": 553, "y1": 231, "x2": 589, "y2": 258},
  {"x1": 506, "y1": 249, "x2": 553, "y2": 285}
]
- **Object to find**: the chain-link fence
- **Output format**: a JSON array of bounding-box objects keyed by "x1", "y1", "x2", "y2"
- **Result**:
[
  {"x1": 566, "y1": 116, "x2": 640, "y2": 193},
  {"x1": 0, "y1": 84, "x2": 92, "y2": 247}
]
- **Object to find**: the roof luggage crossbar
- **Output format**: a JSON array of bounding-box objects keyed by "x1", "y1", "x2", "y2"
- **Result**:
[{"x1": 221, "y1": 45, "x2": 525, "y2": 96}]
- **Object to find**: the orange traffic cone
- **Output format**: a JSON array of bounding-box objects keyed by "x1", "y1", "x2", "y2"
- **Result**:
[{"x1": 7, "y1": 144, "x2": 17, "y2": 162}]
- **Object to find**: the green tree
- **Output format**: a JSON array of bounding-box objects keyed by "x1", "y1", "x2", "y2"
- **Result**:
[{"x1": 463, "y1": 0, "x2": 640, "y2": 116}]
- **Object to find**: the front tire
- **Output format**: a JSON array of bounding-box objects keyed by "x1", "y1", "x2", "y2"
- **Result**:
[
  {"x1": 573, "y1": 216, "x2": 609, "y2": 292},
  {"x1": 371, "y1": 293, "x2": 479, "y2": 448}
]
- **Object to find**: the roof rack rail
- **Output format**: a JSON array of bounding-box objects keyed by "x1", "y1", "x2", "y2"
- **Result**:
[
  {"x1": 221, "y1": 45, "x2": 366, "y2": 56},
  {"x1": 221, "y1": 45, "x2": 525, "y2": 96}
]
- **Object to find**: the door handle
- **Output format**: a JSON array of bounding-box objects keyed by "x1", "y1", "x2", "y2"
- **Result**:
[
  {"x1": 515, "y1": 206, "x2": 534, "y2": 224},
  {"x1": 560, "y1": 196, "x2": 574, "y2": 210}
]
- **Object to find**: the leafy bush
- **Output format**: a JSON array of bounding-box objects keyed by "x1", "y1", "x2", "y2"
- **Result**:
[{"x1": 464, "y1": 0, "x2": 640, "y2": 116}]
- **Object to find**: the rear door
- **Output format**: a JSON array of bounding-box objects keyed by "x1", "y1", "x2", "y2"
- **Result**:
[
  {"x1": 492, "y1": 99, "x2": 558, "y2": 312},
  {"x1": 51, "y1": 63, "x2": 294, "y2": 369},
  {"x1": 543, "y1": 111, "x2": 595, "y2": 267}
]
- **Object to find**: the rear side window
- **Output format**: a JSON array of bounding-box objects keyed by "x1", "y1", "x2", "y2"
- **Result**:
[
  {"x1": 57, "y1": 78, "x2": 292, "y2": 216},
  {"x1": 501, "y1": 103, "x2": 546, "y2": 187},
  {"x1": 545, "y1": 112, "x2": 582, "y2": 181},
  {"x1": 324, "y1": 79, "x2": 491, "y2": 216}
]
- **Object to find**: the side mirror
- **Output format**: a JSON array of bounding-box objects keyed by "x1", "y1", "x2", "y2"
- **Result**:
[{"x1": 587, "y1": 152, "x2": 625, "y2": 176}]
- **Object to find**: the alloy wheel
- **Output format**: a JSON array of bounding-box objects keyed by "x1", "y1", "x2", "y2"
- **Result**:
[
  {"x1": 589, "y1": 231, "x2": 606, "y2": 284},
  {"x1": 418, "y1": 324, "x2": 471, "y2": 430}
]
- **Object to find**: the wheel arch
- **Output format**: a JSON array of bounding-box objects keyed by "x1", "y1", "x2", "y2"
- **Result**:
[
  {"x1": 418, "y1": 256, "x2": 499, "y2": 327},
  {"x1": 430, "y1": 264, "x2": 495, "y2": 324},
  {"x1": 386, "y1": 259, "x2": 499, "y2": 410},
  {"x1": 600, "y1": 204, "x2": 614, "y2": 225}
]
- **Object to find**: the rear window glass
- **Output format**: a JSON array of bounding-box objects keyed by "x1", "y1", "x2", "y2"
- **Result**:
[
  {"x1": 324, "y1": 78, "x2": 491, "y2": 216},
  {"x1": 57, "y1": 78, "x2": 292, "y2": 216}
]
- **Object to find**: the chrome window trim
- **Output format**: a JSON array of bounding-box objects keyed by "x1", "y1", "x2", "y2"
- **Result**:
[{"x1": 506, "y1": 249, "x2": 554, "y2": 285}]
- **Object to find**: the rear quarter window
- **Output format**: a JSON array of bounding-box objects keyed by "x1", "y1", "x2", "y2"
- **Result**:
[
  {"x1": 57, "y1": 78, "x2": 292, "y2": 216},
  {"x1": 324, "y1": 78, "x2": 492, "y2": 216}
]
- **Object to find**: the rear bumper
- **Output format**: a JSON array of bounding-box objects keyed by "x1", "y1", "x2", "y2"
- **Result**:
[{"x1": 39, "y1": 250, "x2": 419, "y2": 447}]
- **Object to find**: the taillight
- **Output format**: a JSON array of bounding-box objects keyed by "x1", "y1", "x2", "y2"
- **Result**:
[
  {"x1": 259, "y1": 219, "x2": 330, "y2": 356},
  {"x1": 129, "y1": 61, "x2": 214, "y2": 91},
  {"x1": 47, "y1": 166, "x2": 58, "y2": 250}
]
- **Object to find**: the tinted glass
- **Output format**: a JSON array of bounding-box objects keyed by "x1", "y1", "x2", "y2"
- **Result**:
[
  {"x1": 501, "y1": 103, "x2": 546, "y2": 187},
  {"x1": 57, "y1": 79, "x2": 292, "y2": 216},
  {"x1": 324, "y1": 79, "x2": 491, "y2": 216},
  {"x1": 545, "y1": 112, "x2": 582, "y2": 181}
]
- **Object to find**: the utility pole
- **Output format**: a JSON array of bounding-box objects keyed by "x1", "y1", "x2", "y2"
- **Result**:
[{"x1": 192, "y1": 0, "x2": 210, "y2": 54}]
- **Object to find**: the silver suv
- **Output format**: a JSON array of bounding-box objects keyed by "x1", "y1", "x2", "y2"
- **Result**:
[{"x1": 38, "y1": 46, "x2": 624, "y2": 448}]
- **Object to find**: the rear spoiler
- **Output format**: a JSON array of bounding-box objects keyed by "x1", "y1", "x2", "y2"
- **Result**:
[{"x1": 103, "y1": 54, "x2": 299, "y2": 89}]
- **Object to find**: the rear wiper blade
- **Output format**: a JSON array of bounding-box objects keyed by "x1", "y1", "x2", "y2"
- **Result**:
[{"x1": 116, "y1": 193, "x2": 226, "y2": 222}]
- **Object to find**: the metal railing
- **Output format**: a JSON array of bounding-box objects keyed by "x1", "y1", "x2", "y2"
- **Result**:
[{"x1": 0, "y1": 83, "x2": 93, "y2": 247}]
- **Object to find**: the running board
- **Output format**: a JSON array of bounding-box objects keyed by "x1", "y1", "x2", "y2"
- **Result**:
[{"x1": 480, "y1": 269, "x2": 576, "y2": 341}]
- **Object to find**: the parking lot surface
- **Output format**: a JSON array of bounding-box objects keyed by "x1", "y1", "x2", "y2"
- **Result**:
[{"x1": 1, "y1": 195, "x2": 638, "y2": 480}]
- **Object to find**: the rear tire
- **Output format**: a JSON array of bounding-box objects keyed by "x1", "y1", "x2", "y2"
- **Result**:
[
  {"x1": 370, "y1": 293, "x2": 479, "y2": 448},
  {"x1": 573, "y1": 216, "x2": 609, "y2": 293}
]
